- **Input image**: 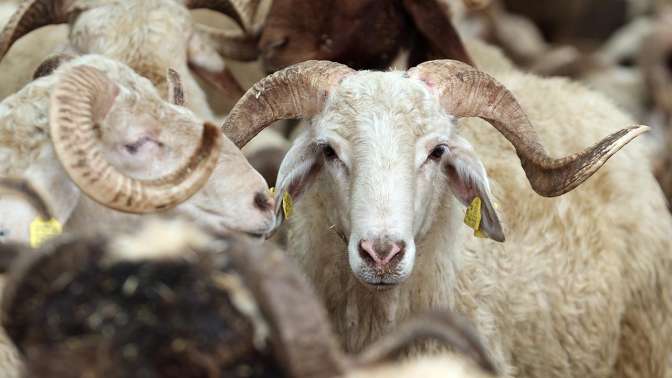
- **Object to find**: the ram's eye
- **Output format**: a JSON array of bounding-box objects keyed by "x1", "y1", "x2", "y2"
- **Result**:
[
  {"x1": 322, "y1": 145, "x2": 338, "y2": 160},
  {"x1": 428, "y1": 145, "x2": 447, "y2": 161}
]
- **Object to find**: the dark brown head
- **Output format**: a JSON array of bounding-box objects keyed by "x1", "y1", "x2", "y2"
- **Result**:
[{"x1": 258, "y1": 0, "x2": 473, "y2": 72}]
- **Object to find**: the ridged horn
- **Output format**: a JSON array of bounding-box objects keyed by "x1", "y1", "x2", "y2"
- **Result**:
[
  {"x1": 0, "y1": 0, "x2": 84, "y2": 62},
  {"x1": 222, "y1": 60, "x2": 354, "y2": 147},
  {"x1": 408, "y1": 60, "x2": 649, "y2": 196},
  {"x1": 49, "y1": 65, "x2": 222, "y2": 213}
]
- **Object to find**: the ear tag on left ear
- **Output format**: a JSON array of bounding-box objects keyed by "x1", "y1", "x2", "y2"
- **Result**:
[
  {"x1": 30, "y1": 217, "x2": 62, "y2": 248},
  {"x1": 282, "y1": 191, "x2": 293, "y2": 219},
  {"x1": 464, "y1": 197, "x2": 486, "y2": 239}
]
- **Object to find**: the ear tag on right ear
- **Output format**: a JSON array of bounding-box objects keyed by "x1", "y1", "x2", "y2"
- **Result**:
[
  {"x1": 464, "y1": 197, "x2": 486, "y2": 239},
  {"x1": 30, "y1": 217, "x2": 62, "y2": 248},
  {"x1": 282, "y1": 191, "x2": 293, "y2": 219}
]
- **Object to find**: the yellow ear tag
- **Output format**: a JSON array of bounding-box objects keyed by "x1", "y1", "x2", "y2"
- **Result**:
[
  {"x1": 464, "y1": 197, "x2": 487, "y2": 239},
  {"x1": 29, "y1": 217, "x2": 62, "y2": 248},
  {"x1": 282, "y1": 191, "x2": 293, "y2": 219}
]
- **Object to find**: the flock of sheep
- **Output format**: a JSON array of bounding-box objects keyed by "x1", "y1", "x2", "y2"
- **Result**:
[{"x1": 0, "y1": 0, "x2": 671, "y2": 377}]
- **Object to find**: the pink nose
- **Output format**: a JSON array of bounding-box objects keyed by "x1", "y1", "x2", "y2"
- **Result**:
[{"x1": 358, "y1": 238, "x2": 405, "y2": 269}]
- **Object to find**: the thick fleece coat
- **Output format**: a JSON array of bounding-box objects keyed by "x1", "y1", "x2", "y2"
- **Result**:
[{"x1": 285, "y1": 40, "x2": 672, "y2": 377}]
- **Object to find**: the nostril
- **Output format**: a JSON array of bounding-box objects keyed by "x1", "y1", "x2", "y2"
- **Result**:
[
  {"x1": 358, "y1": 240, "x2": 377, "y2": 265},
  {"x1": 385, "y1": 241, "x2": 406, "y2": 266},
  {"x1": 253, "y1": 191, "x2": 273, "y2": 212}
]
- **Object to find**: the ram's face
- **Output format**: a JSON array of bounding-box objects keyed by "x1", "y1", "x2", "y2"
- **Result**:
[
  {"x1": 39, "y1": 61, "x2": 275, "y2": 240},
  {"x1": 98, "y1": 82, "x2": 275, "y2": 238},
  {"x1": 276, "y1": 72, "x2": 499, "y2": 288}
]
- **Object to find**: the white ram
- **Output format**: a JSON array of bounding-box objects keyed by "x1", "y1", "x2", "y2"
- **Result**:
[
  {"x1": 0, "y1": 54, "x2": 275, "y2": 245},
  {"x1": 220, "y1": 40, "x2": 672, "y2": 377}
]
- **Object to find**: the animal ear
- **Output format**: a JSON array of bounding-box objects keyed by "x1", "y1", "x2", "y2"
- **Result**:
[
  {"x1": 273, "y1": 132, "x2": 323, "y2": 226},
  {"x1": 402, "y1": 0, "x2": 474, "y2": 66},
  {"x1": 0, "y1": 152, "x2": 80, "y2": 244},
  {"x1": 441, "y1": 136, "x2": 504, "y2": 242},
  {"x1": 187, "y1": 30, "x2": 246, "y2": 107}
]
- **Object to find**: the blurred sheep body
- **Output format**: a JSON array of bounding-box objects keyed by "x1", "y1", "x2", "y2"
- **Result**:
[
  {"x1": 0, "y1": 54, "x2": 275, "y2": 246},
  {"x1": 0, "y1": 217, "x2": 497, "y2": 378},
  {"x1": 220, "y1": 39, "x2": 671, "y2": 377},
  {"x1": 0, "y1": 0, "x2": 261, "y2": 119}
]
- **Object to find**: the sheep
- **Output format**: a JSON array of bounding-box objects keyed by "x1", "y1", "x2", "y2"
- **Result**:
[
  {"x1": 0, "y1": 54, "x2": 276, "y2": 247},
  {"x1": 257, "y1": 0, "x2": 481, "y2": 73},
  {"x1": 220, "y1": 39, "x2": 672, "y2": 377},
  {"x1": 0, "y1": 0, "x2": 263, "y2": 120},
  {"x1": 0, "y1": 217, "x2": 497, "y2": 378},
  {"x1": 0, "y1": 0, "x2": 69, "y2": 101}
]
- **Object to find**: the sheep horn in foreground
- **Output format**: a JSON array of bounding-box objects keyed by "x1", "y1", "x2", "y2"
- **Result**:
[
  {"x1": 223, "y1": 60, "x2": 648, "y2": 197},
  {"x1": 49, "y1": 66, "x2": 222, "y2": 213},
  {"x1": 1, "y1": 220, "x2": 496, "y2": 377}
]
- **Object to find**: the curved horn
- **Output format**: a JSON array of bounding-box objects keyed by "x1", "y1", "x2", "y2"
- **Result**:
[
  {"x1": 408, "y1": 60, "x2": 649, "y2": 197},
  {"x1": 222, "y1": 60, "x2": 354, "y2": 147},
  {"x1": 0, "y1": 0, "x2": 83, "y2": 62},
  {"x1": 167, "y1": 68, "x2": 185, "y2": 106},
  {"x1": 355, "y1": 311, "x2": 498, "y2": 375},
  {"x1": 183, "y1": 0, "x2": 261, "y2": 32},
  {"x1": 49, "y1": 66, "x2": 222, "y2": 213},
  {"x1": 226, "y1": 242, "x2": 347, "y2": 378}
]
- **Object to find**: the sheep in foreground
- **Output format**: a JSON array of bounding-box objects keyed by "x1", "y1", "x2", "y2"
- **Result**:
[
  {"x1": 221, "y1": 41, "x2": 671, "y2": 376},
  {"x1": 0, "y1": 54, "x2": 275, "y2": 246},
  {"x1": 0, "y1": 217, "x2": 497, "y2": 378},
  {"x1": 0, "y1": 0, "x2": 262, "y2": 119},
  {"x1": 257, "y1": 0, "x2": 485, "y2": 72}
]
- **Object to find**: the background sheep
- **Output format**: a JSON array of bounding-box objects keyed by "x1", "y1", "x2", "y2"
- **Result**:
[
  {"x1": 0, "y1": 0, "x2": 263, "y2": 119},
  {"x1": 0, "y1": 217, "x2": 497, "y2": 378},
  {"x1": 257, "y1": 0, "x2": 483, "y2": 73},
  {"x1": 220, "y1": 39, "x2": 671, "y2": 377},
  {"x1": 0, "y1": 54, "x2": 275, "y2": 246}
]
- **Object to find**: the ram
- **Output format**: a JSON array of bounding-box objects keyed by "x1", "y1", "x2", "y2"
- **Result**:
[
  {"x1": 0, "y1": 54, "x2": 275, "y2": 246},
  {"x1": 221, "y1": 40, "x2": 672, "y2": 376},
  {"x1": 0, "y1": 0, "x2": 263, "y2": 119},
  {"x1": 0, "y1": 217, "x2": 496, "y2": 378}
]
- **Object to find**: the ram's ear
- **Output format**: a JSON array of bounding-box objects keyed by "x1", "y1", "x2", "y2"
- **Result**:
[
  {"x1": 187, "y1": 30, "x2": 246, "y2": 107},
  {"x1": 272, "y1": 132, "x2": 323, "y2": 226},
  {"x1": 442, "y1": 136, "x2": 504, "y2": 242},
  {"x1": 0, "y1": 150, "x2": 80, "y2": 244},
  {"x1": 402, "y1": 0, "x2": 474, "y2": 67}
]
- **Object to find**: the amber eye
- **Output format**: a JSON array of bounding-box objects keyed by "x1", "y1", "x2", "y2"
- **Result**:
[
  {"x1": 429, "y1": 145, "x2": 447, "y2": 161},
  {"x1": 322, "y1": 145, "x2": 338, "y2": 160}
]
